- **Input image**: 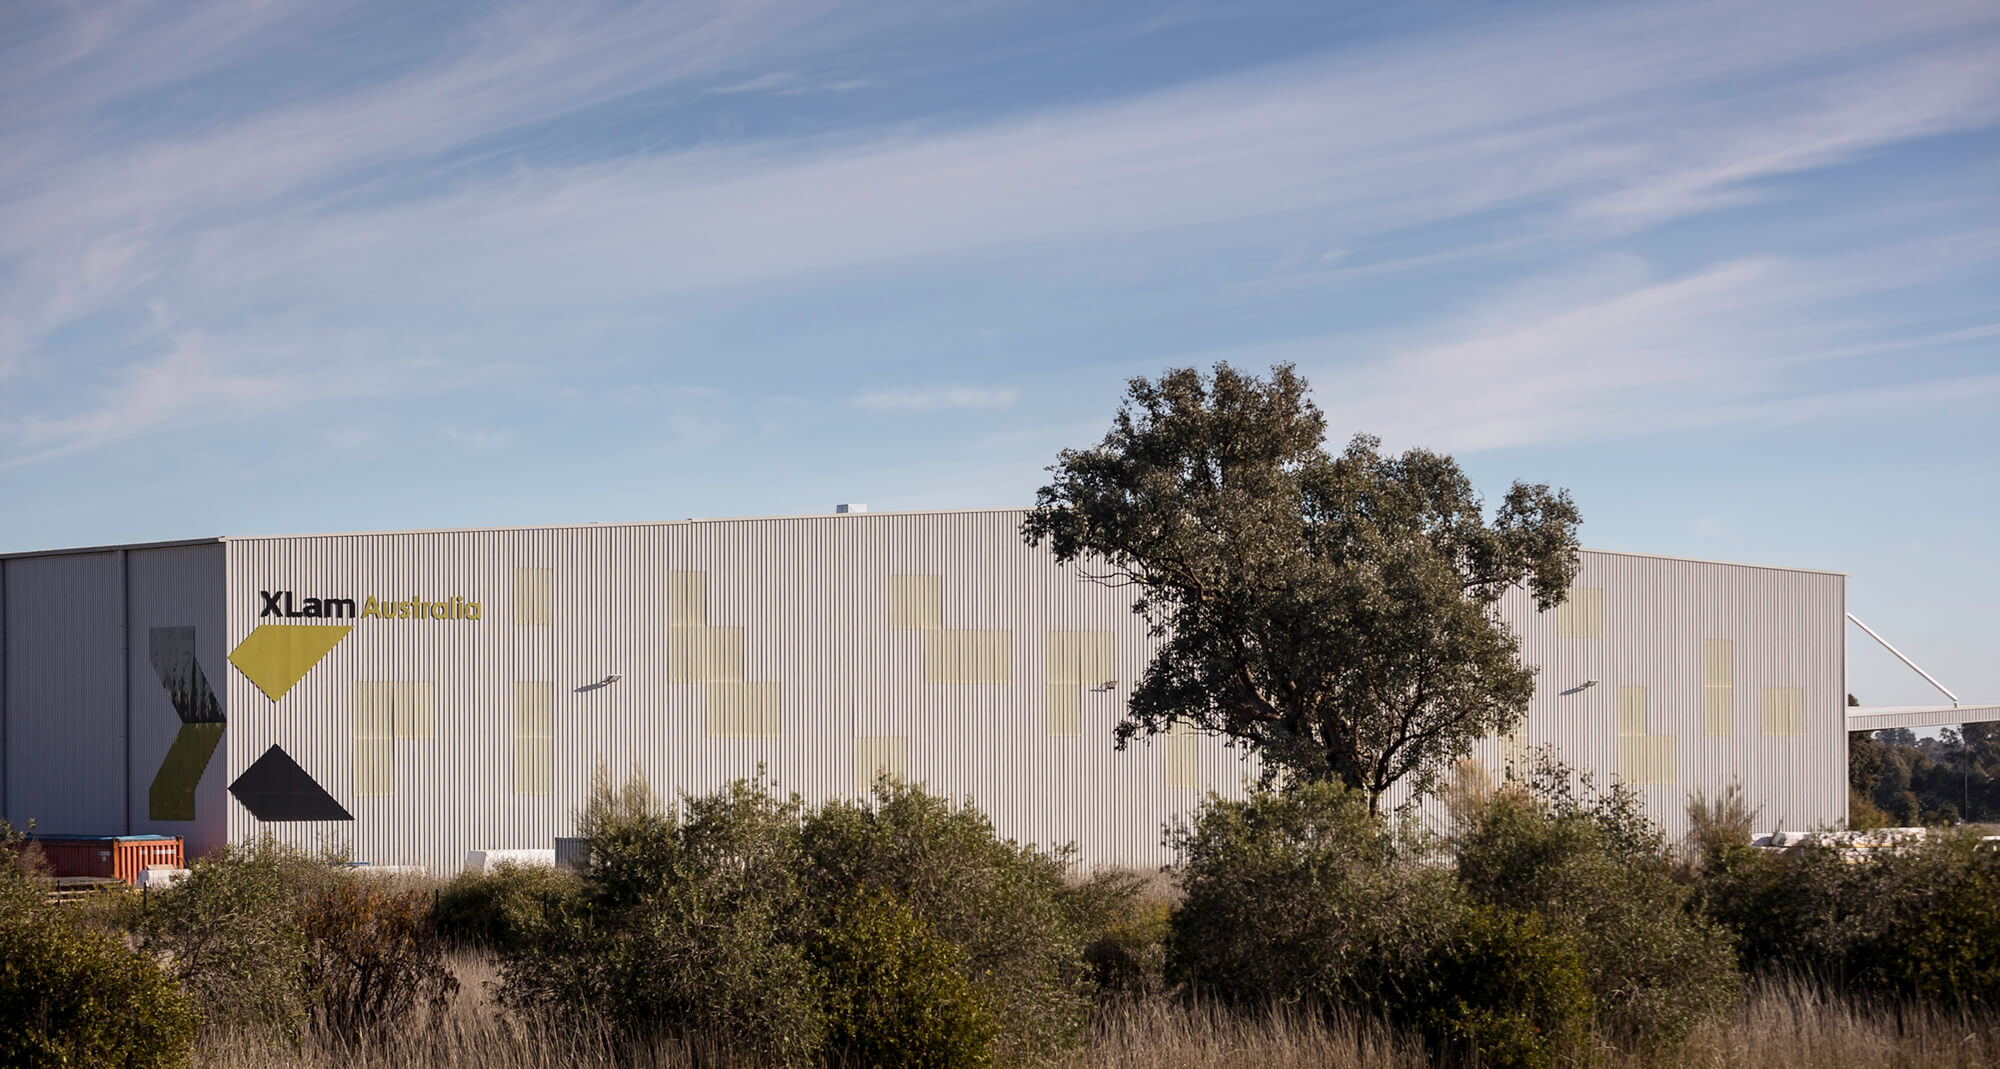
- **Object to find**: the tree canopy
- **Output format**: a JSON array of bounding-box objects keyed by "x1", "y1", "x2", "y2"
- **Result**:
[{"x1": 1022, "y1": 363, "x2": 1581, "y2": 810}]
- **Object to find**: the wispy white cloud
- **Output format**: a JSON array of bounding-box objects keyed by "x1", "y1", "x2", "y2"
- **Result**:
[
  {"x1": 2, "y1": 0, "x2": 1998, "y2": 464},
  {"x1": 1292, "y1": 233, "x2": 2000, "y2": 452},
  {"x1": 2, "y1": 330, "x2": 423, "y2": 466},
  {"x1": 0, "y1": 1, "x2": 853, "y2": 261},
  {"x1": 120, "y1": 0, "x2": 2000, "y2": 314},
  {"x1": 1576, "y1": 41, "x2": 2000, "y2": 226},
  {"x1": 707, "y1": 71, "x2": 873, "y2": 95},
  {"x1": 854, "y1": 386, "x2": 1021, "y2": 411}
]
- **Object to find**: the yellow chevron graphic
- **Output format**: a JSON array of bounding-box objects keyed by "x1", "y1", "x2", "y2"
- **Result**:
[
  {"x1": 229, "y1": 624, "x2": 354, "y2": 701},
  {"x1": 149, "y1": 722, "x2": 225, "y2": 820}
]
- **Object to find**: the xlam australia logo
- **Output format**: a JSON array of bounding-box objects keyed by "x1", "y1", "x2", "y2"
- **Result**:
[
  {"x1": 233, "y1": 586, "x2": 486, "y2": 702},
  {"x1": 259, "y1": 589, "x2": 483, "y2": 620}
]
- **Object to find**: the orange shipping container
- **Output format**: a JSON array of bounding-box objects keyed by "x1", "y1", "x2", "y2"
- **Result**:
[{"x1": 30, "y1": 835, "x2": 183, "y2": 886}]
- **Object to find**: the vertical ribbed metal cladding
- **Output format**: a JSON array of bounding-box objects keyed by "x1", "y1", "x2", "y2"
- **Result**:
[
  {"x1": 123, "y1": 544, "x2": 231, "y2": 855},
  {"x1": 3, "y1": 552, "x2": 127, "y2": 834},
  {"x1": 222, "y1": 511, "x2": 1250, "y2": 873},
  {"x1": 120, "y1": 550, "x2": 130, "y2": 833},
  {"x1": 220, "y1": 520, "x2": 1844, "y2": 873},
  {"x1": 1399, "y1": 550, "x2": 1847, "y2": 843},
  {"x1": 0, "y1": 558, "x2": 8, "y2": 819}
]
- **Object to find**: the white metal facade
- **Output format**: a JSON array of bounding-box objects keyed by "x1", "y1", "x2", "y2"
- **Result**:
[{"x1": 2, "y1": 510, "x2": 1849, "y2": 873}]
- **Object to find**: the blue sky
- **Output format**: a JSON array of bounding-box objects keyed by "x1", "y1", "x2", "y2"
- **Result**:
[{"x1": 2, "y1": 0, "x2": 1996, "y2": 707}]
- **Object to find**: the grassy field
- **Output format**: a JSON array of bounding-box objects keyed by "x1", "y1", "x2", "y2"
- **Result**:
[{"x1": 189, "y1": 955, "x2": 2000, "y2": 1069}]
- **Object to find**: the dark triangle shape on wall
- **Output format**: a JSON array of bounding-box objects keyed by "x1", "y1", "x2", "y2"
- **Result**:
[
  {"x1": 150, "y1": 626, "x2": 224, "y2": 724},
  {"x1": 228, "y1": 745, "x2": 353, "y2": 822}
]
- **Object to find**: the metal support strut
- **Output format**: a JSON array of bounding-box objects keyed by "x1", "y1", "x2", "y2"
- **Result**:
[{"x1": 1847, "y1": 612, "x2": 1959, "y2": 707}]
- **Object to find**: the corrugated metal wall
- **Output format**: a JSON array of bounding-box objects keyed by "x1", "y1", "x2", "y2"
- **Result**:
[
  {"x1": 220, "y1": 514, "x2": 1849, "y2": 873},
  {"x1": 1433, "y1": 549, "x2": 1848, "y2": 842},
  {"x1": 4, "y1": 552, "x2": 128, "y2": 834},
  {"x1": 1, "y1": 543, "x2": 225, "y2": 848},
  {"x1": 125, "y1": 545, "x2": 229, "y2": 855},
  {"x1": 223, "y1": 511, "x2": 1233, "y2": 873}
]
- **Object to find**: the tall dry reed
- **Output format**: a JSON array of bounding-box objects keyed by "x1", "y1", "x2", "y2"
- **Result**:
[{"x1": 195, "y1": 956, "x2": 2000, "y2": 1069}]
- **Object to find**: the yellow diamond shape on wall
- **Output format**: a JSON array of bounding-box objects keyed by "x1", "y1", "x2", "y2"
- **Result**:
[{"x1": 230, "y1": 625, "x2": 354, "y2": 701}]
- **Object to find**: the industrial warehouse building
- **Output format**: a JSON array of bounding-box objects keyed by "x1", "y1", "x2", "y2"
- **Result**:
[{"x1": 0, "y1": 507, "x2": 1985, "y2": 875}]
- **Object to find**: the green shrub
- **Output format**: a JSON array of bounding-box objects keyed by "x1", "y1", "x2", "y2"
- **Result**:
[
  {"x1": 1169, "y1": 783, "x2": 1596, "y2": 1068},
  {"x1": 434, "y1": 862, "x2": 582, "y2": 952},
  {"x1": 1, "y1": 819, "x2": 48, "y2": 913},
  {"x1": 137, "y1": 837, "x2": 335, "y2": 1039},
  {"x1": 1064, "y1": 869, "x2": 1172, "y2": 1001},
  {"x1": 802, "y1": 780, "x2": 1093, "y2": 1062},
  {"x1": 813, "y1": 889, "x2": 997, "y2": 1069},
  {"x1": 1686, "y1": 783, "x2": 1756, "y2": 866},
  {"x1": 1701, "y1": 829, "x2": 2000, "y2": 1006},
  {"x1": 1405, "y1": 905, "x2": 1592, "y2": 1069},
  {"x1": 139, "y1": 838, "x2": 461, "y2": 1046},
  {"x1": 503, "y1": 771, "x2": 825, "y2": 1063},
  {"x1": 1892, "y1": 836, "x2": 2000, "y2": 1005},
  {"x1": 1167, "y1": 781, "x2": 1463, "y2": 1013},
  {"x1": 0, "y1": 829, "x2": 199, "y2": 1069},
  {"x1": 299, "y1": 878, "x2": 458, "y2": 1043},
  {"x1": 1455, "y1": 776, "x2": 1739, "y2": 1050}
]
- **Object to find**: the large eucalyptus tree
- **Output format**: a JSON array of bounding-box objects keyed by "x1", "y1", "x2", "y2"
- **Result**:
[{"x1": 1023, "y1": 363, "x2": 1581, "y2": 812}]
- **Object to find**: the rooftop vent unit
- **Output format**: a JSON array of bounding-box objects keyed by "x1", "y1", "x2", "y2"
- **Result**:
[{"x1": 836, "y1": 503, "x2": 867, "y2": 514}]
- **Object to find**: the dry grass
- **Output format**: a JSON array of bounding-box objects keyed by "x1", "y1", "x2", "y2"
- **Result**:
[
  {"x1": 1069, "y1": 999, "x2": 1427, "y2": 1068},
  {"x1": 194, "y1": 957, "x2": 2000, "y2": 1069},
  {"x1": 1621, "y1": 978, "x2": 2000, "y2": 1069}
]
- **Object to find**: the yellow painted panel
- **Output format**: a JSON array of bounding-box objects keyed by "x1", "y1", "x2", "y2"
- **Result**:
[
  {"x1": 707, "y1": 682, "x2": 783, "y2": 738},
  {"x1": 1616, "y1": 736, "x2": 1677, "y2": 786},
  {"x1": 667, "y1": 625, "x2": 705, "y2": 683},
  {"x1": 887, "y1": 575, "x2": 942, "y2": 631},
  {"x1": 229, "y1": 624, "x2": 354, "y2": 701},
  {"x1": 1556, "y1": 587, "x2": 1604, "y2": 638},
  {"x1": 1047, "y1": 631, "x2": 1115, "y2": 686},
  {"x1": 1761, "y1": 687, "x2": 1804, "y2": 737},
  {"x1": 706, "y1": 681, "x2": 743, "y2": 737},
  {"x1": 513, "y1": 682, "x2": 554, "y2": 796},
  {"x1": 353, "y1": 682, "x2": 396, "y2": 797},
  {"x1": 1649, "y1": 736, "x2": 1678, "y2": 785},
  {"x1": 1702, "y1": 639, "x2": 1734, "y2": 737},
  {"x1": 705, "y1": 626, "x2": 744, "y2": 683},
  {"x1": 750, "y1": 682, "x2": 782, "y2": 738},
  {"x1": 1047, "y1": 683, "x2": 1082, "y2": 738},
  {"x1": 1616, "y1": 736, "x2": 1648, "y2": 784},
  {"x1": 668, "y1": 571, "x2": 707, "y2": 627},
  {"x1": 1082, "y1": 632, "x2": 1114, "y2": 686},
  {"x1": 925, "y1": 629, "x2": 1012, "y2": 684},
  {"x1": 1164, "y1": 728, "x2": 1199, "y2": 789},
  {"x1": 923, "y1": 629, "x2": 956, "y2": 681},
  {"x1": 512, "y1": 567, "x2": 553, "y2": 627},
  {"x1": 1704, "y1": 688, "x2": 1732, "y2": 737},
  {"x1": 148, "y1": 722, "x2": 224, "y2": 821},
  {"x1": 1046, "y1": 632, "x2": 1081, "y2": 684},
  {"x1": 356, "y1": 681, "x2": 434, "y2": 743},
  {"x1": 354, "y1": 682, "x2": 393, "y2": 724},
  {"x1": 354, "y1": 747, "x2": 393, "y2": 798},
  {"x1": 854, "y1": 736, "x2": 909, "y2": 793},
  {"x1": 978, "y1": 629, "x2": 1008, "y2": 683},
  {"x1": 1616, "y1": 686, "x2": 1648, "y2": 736},
  {"x1": 1702, "y1": 639, "x2": 1733, "y2": 687}
]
